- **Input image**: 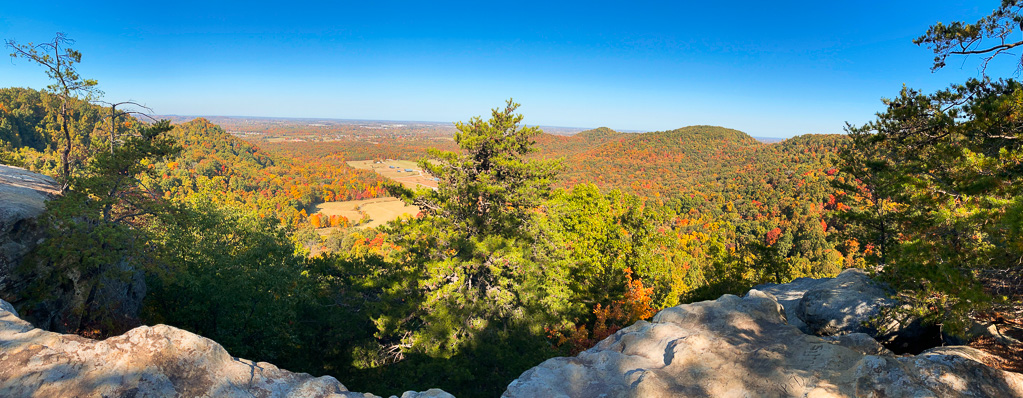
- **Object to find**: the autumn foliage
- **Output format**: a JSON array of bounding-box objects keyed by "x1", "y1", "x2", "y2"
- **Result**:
[{"x1": 550, "y1": 268, "x2": 657, "y2": 355}]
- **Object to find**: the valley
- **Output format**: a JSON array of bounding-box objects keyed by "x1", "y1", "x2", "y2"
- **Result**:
[
  {"x1": 3, "y1": 86, "x2": 1022, "y2": 397},
  {"x1": 4, "y1": 3, "x2": 1023, "y2": 396}
]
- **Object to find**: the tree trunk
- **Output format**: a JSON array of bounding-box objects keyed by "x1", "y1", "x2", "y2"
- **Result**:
[
  {"x1": 110, "y1": 104, "x2": 116, "y2": 154},
  {"x1": 60, "y1": 99, "x2": 71, "y2": 192}
]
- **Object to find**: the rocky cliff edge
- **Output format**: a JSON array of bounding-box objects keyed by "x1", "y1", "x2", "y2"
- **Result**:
[
  {"x1": 0, "y1": 298, "x2": 451, "y2": 398},
  {"x1": 4, "y1": 165, "x2": 1020, "y2": 397},
  {"x1": 0, "y1": 165, "x2": 451, "y2": 398},
  {"x1": 0, "y1": 164, "x2": 58, "y2": 293},
  {"x1": 504, "y1": 283, "x2": 1023, "y2": 397}
]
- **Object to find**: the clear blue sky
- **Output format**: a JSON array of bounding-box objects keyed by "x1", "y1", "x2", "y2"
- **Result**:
[{"x1": 0, "y1": 1, "x2": 1016, "y2": 137}]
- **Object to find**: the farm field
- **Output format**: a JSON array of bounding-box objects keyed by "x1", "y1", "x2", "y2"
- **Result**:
[
  {"x1": 347, "y1": 159, "x2": 439, "y2": 189},
  {"x1": 312, "y1": 197, "x2": 420, "y2": 231}
]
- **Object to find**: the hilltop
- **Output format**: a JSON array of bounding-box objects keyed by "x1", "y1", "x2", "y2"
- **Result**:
[
  {"x1": 533, "y1": 126, "x2": 627, "y2": 158},
  {"x1": 575, "y1": 126, "x2": 622, "y2": 138},
  {"x1": 548, "y1": 125, "x2": 842, "y2": 203}
]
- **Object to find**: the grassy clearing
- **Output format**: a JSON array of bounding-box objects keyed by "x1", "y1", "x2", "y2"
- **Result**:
[
  {"x1": 346, "y1": 159, "x2": 438, "y2": 189},
  {"x1": 312, "y1": 197, "x2": 420, "y2": 230}
]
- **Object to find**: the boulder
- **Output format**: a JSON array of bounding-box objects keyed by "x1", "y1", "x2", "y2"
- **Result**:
[
  {"x1": 503, "y1": 290, "x2": 1023, "y2": 397},
  {"x1": 796, "y1": 268, "x2": 938, "y2": 353},
  {"x1": 0, "y1": 165, "x2": 58, "y2": 294},
  {"x1": 821, "y1": 332, "x2": 892, "y2": 356},
  {"x1": 969, "y1": 321, "x2": 1023, "y2": 346},
  {"x1": 0, "y1": 299, "x2": 452, "y2": 398},
  {"x1": 753, "y1": 275, "x2": 830, "y2": 333},
  {"x1": 795, "y1": 268, "x2": 894, "y2": 336},
  {"x1": 760, "y1": 268, "x2": 937, "y2": 353},
  {"x1": 0, "y1": 300, "x2": 15, "y2": 318}
]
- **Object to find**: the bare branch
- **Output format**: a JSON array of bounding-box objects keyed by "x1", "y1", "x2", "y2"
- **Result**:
[{"x1": 950, "y1": 41, "x2": 1023, "y2": 56}]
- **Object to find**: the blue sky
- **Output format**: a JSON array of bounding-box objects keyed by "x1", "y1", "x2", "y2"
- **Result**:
[{"x1": 0, "y1": 1, "x2": 1016, "y2": 137}]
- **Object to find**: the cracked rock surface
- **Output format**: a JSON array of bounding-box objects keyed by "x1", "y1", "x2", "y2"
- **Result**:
[{"x1": 503, "y1": 290, "x2": 1023, "y2": 397}]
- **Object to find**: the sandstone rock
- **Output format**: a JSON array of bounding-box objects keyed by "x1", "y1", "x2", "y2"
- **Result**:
[
  {"x1": 503, "y1": 290, "x2": 1023, "y2": 397},
  {"x1": 0, "y1": 299, "x2": 450, "y2": 398},
  {"x1": 968, "y1": 321, "x2": 1023, "y2": 346},
  {"x1": 822, "y1": 332, "x2": 892, "y2": 356},
  {"x1": 0, "y1": 165, "x2": 58, "y2": 294},
  {"x1": 796, "y1": 268, "x2": 938, "y2": 353},
  {"x1": 397, "y1": 389, "x2": 456, "y2": 398},
  {"x1": 753, "y1": 275, "x2": 830, "y2": 333},
  {"x1": 0, "y1": 300, "x2": 15, "y2": 318},
  {"x1": 760, "y1": 269, "x2": 937, "y2": 353},
  {"x1": 796, "y1": 268, "x2": 894, "y2": 336}
]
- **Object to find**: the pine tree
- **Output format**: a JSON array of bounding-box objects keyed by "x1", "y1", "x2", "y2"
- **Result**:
[
  {"x1": 383, "y1": 99, "x2": 559, "y2": 356},
  {"x1": 6, "y1": 33, "x2": 99, "y2": 191},
  {"x1": 841, "y1": 80, "x2": 1023, "y2": 334}
]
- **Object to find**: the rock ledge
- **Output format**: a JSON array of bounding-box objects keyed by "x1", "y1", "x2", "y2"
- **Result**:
[
  {"x1": 0, "y1": 298, "x2": 451, "y2": 398},
  {"x1": 0, "y1": 164, "x2": 58, "y2": 293},
  {"x1": 503, "y1": 289, "x2": 1023, "y2": 397}
]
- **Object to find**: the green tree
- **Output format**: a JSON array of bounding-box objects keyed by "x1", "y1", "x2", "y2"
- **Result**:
[
  {"x1": 144, "y1": 198, "x2": 309, "y2": 362},
  {"x1": 375, "y1": 100, "x2": 561, "y2": 396},
  {"x1": 842, "y1": 79, "x2": 1023, "y2": 334},
  {"x1": 7, "y1": 33, "x2": 100, "y2": 191},
  {"x1": 835, "y1": 0, "x2": 1023, "y2": 335},
  {"x1": 17, "y1": 120, "x2": 178, "y2": 335},
  {"x1": 386, "y1": 99, "x2": 560, "y2": 347},
  {"x1": 834, "y1": 119, "x2": 912, "y2": 269},
  {"x1": 397, "y1": 99, "x2": 559, "y2": 239}
]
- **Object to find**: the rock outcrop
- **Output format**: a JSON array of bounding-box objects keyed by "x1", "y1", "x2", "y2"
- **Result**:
[
  {"x1": 504, "y1": 289, "x2": 1023, "y2": 397},
  {"x1": 0, "y1": 164, "x2": 148, "y2": 335},
  {"x1": 0, "y1": 299, "x2": 452, "y2": 398},
  {"x1": 0, "y1": 164, "x2": 58, "y2": 293},
  {"x1": 0, "y1": 166, "x2": 451, "y2": 397},
  {"x1": 753, "y1": 274, "x2": 829, "y2": 333},
  {"x1": 801, "y1": 269, "x2": 941, "y2": 352},
  {"x1": 795, "y1": 268, "x2": 895, "y2": 336},
  {"x1": 5, "y1": 165, "x2": 1017, "y2": 397},
  {"x1": 759, "y1": 268, "x2": 937, "y2": 353},
  {"x1": 756, "y1": 269, "x2": 896, "y2": 337}
]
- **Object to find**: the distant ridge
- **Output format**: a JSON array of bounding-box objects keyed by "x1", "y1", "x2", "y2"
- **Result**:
[
  {"x1": 626, "y1": 125, "x2": 761, "y2": 149},
  {"x1": 533, "y1": 127, "x2": 625, "y2": 158},
  {"x1": 156, "y1": 115, "x2": 457, "y2": 128},
  {"x1": 551, "y1": 125, "x2": 826, "y2": 199},
  {"x1": 576, "y1": 127, "x2": 621, "y2": 138}
]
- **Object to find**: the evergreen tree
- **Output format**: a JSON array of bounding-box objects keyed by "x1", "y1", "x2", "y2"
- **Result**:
[
  {"x1": 18, "y1": 120, "x2": 178, "y2": 335},
  {"x1": 6, "y1": 33, "x2": 100, "y2": 191},
  {"x1": 375, "y1": 100, "x2": 561, "y2": 395},
  {"x1": 841, "y1": 79, "x2": 1023, "y2": 334},
  {"x1": 397, "y1": 98, "x2": 559, "y2": 239},
  {"x1": 915, "y1": 0, "x2": 1023, "y2": 73}
]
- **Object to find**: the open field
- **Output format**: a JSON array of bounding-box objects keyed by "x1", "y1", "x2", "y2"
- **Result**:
[
  {"x1": 312, "y1": 197, "x2": 420, "y2": 230},
  {"x1": 347, "y1": 159, "x2": 439, "y2": 189}
]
